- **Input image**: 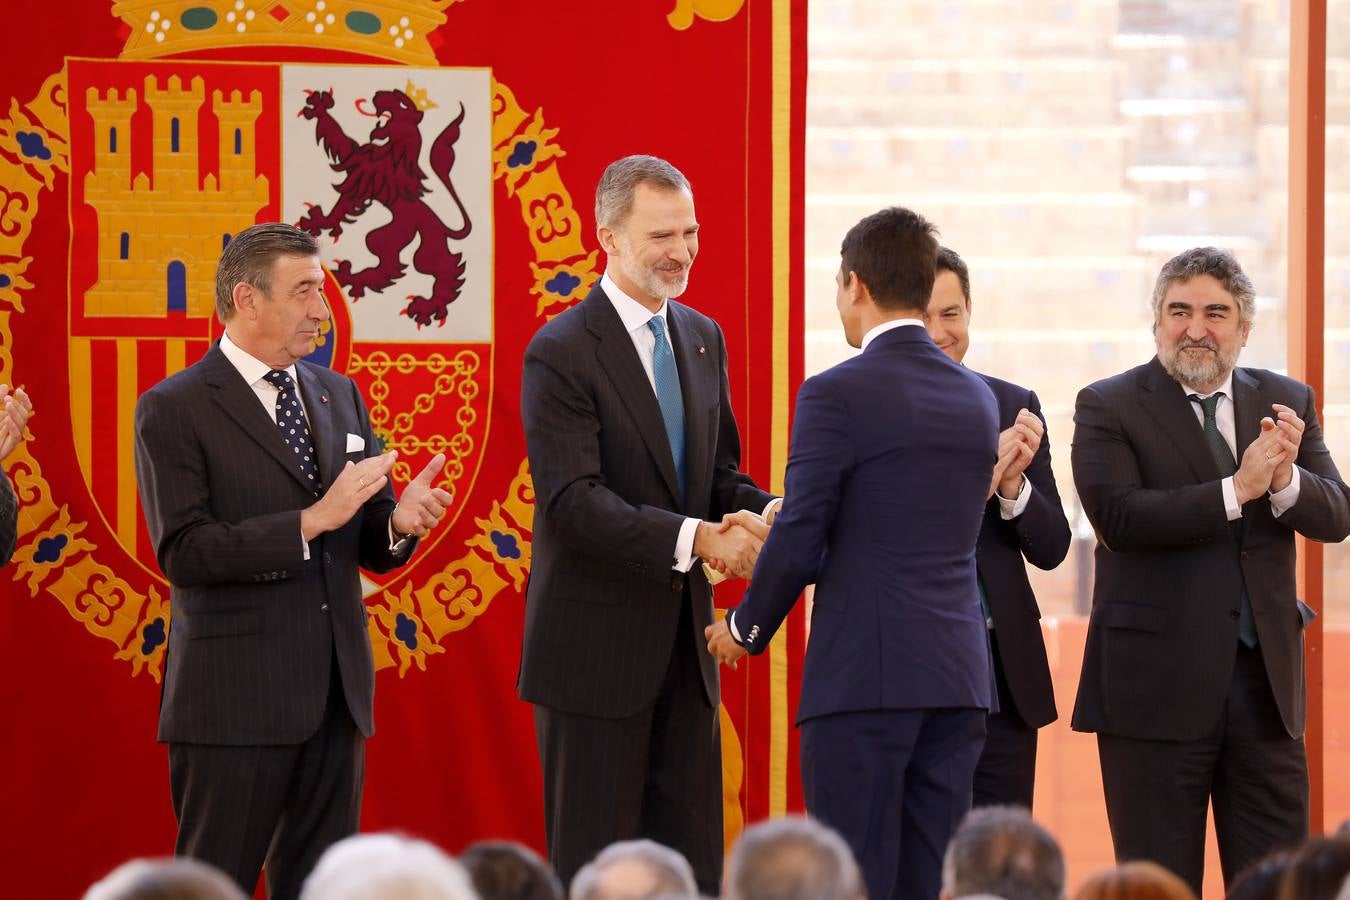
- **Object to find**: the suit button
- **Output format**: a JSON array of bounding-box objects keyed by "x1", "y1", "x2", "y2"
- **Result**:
[
  {"x1": 320, "y1": 603, "x2": 330, "y2": 613},
  {"x1": 323, "y1": 552, "x2": 332, "y2": 565},
  {"x1": 1240, "y1": 551, "x2": 1249, "y2": 560},
  {"x1": 1230, "y1": 609, "x2": 1240, "y2": 619}
]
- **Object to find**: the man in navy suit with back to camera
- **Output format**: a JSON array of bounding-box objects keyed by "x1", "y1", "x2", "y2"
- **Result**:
[
  {"x1": 925, "y1": 247, "x2": 1071, "y2": 810},
  {"x1": 706, "y1": 207, "x2": 1000, "y2": 900}
]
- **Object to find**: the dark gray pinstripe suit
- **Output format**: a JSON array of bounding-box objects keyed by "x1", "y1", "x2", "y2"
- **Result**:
[
  {"x1": 518, "y1": 284, "x2": 774, "y2": 892},
  {"x1": 133, "y1": 341, "x2": 415, "y2": 897},
  {"x1": 0, "y1": 468, "x2": 16, "y2": 566}
]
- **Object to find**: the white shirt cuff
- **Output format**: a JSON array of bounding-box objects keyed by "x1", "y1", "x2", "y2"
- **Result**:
[
  {"x1": 727, "y1": 609, "x2": 742, "y2": 642},
  {"x1": 762, "y1": 497, "x2": 783, "y2": 523},
  {"x1": 1269, "y1": 466, "x2": 1301, "y2": 517},
  {"x1": 388, "y1": 514, "x2": 410, "y2": 552},
  {"x1": 1221, "y1": 476, "x2": 1242, "y2": 520},
  {"x1": 302, "y1": 527, "x2": 310, "y2": 561},
  {"x1": 674, "y1": 517, "x2": 700, "y2": 572},
  {"x1": 996, "y1": 475, "x2": 1031, "y2": 520}
]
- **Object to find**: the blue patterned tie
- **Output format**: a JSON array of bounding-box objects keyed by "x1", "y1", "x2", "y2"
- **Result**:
[
  {"x1": 264, "y1": 370, "x2": 321, "y2": 497},
  {"x1": 1189, "y1": 392, "x2": 1257, "y2": 648},
  {"x1": 647, "y1": 315, "x2": 686, "y2": 497}
]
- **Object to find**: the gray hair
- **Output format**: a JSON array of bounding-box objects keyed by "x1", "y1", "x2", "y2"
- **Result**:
[
  {"x1": 215, "y1": 222, "x2": 320, "y2": 321},
  {"x1": 569, "y1": 839, "x2": 697, "y2": 900},
  {"x1": 941, "y1": 806, "x2": 1065, "y2": 900},
  {"x1": 594, "y1": 155, "x2": 691, "y2": 231},
  {"x1": 299, "y1": 833, "x2": 480, "y2": 900},
  {"x1": 83, "y1": 857, "x2": 247, "y2": 900},
  {"x1": 1150, "y1": 247, "x2": 1256, "y2": 326},
  {"x1": 725, "y1": 816, "x2": 863, "y2": 900}
]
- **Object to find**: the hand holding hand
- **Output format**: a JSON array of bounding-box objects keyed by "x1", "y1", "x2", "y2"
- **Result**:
[
  {"x1": 695, "y1": 516, "x2": 765, "y2": 580},
  {"x1": 1267, "y1": 404, "x2": 1304, "y2": 493},
  {"x1": 704, "y1": 618, "x2": 747, "y2": 669},
  {"x1": 0, "y1": 385, "x2": 33, "y2": 461},
  {"x1": 392, "y1": 453, "x2": 454, "y2": 538},
  {"x1": 301, "y1": 450, "x2": 397, "y2": 540}
]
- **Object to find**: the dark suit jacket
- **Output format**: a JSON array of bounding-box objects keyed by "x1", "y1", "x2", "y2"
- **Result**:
[
  {"x1": 729, "y1": 325, "x2": 998, "y2": 724},
  {"x1": 134, "y1": 342, "x2": 415, "y2": 746},
  {"x1": 975, "y1": 374, "x2": 1071, "y2": 729},
  {"x1": 1071, "y1": 358, "x2": 1350, "y2": 741},
  {"x1": 0, "y1": 469, "x2": 15, "y2": 566},
  {"x1": 517, "y1": 284, "x2": 775, "y2": 720}
]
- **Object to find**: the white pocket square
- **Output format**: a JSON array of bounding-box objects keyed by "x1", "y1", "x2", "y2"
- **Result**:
[{"x1": 346, "y1": 433, "x2": 365, "y2": 453}]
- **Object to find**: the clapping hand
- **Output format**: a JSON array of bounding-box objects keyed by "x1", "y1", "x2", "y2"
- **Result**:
[
  {"x1": 0, "y1": 385, "x2": 32, "y2": 461},
  {"x1": 392, "y1": 453, "x2": 454, "y2": 538},
  {"x1": 989, "y1": 409, "x2": 1040, "y2": 500}
]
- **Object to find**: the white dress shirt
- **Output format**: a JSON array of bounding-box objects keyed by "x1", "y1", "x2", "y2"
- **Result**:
[
  {"x1": 601, "y1": 272, "x2": 780, "y2": 572},
  {"x1": 1181, "y1": 373, "x2": 1299, "y2": 519}
]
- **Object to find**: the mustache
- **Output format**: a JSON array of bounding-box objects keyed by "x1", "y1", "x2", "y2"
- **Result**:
[{"x1": 1176, "y1": 336, "x2": 1218, "y2": 352}]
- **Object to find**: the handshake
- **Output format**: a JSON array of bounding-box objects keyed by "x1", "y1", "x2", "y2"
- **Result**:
[{"x1": 694, "y1": 507, "x2": 777, "y2": 581}]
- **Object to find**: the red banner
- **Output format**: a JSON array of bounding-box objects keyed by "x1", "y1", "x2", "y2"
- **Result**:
[{"x1": 0, "y1": 1, "x2": 806, "y2": 894}]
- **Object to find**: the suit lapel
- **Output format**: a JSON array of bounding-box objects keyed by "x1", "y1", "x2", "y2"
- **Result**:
[
  {"x1": 1231, "y1": 367, "x2": 1263, "y2": 459},
  {"x1": 586, "y1": 289, "x2": 683, "y2": 505},
  {"x1": 668, "y1": 302, "x2": 713, "y2": 511},
  {"x1": 1138, "y1": 357, "x2": 1223, "y2": 483},
  {"x1": 295, "y1": 362, "x2": 342, "y2": 491},
  {"x1": 200, "y1": 344, "x2": 316, "y2": 493}
]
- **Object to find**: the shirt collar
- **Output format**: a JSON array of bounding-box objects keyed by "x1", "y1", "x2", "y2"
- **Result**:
[
  {"x1": 601, "y1": 271, "x2": 669, "y2": 335},
  {"x1": 1181, "y1": 370, "x2": 1235, "y2": 402},
  {"x1": 220, "y1": 330, "x2": 298, "y2": 387},
  {"x1": 860, "y1": 317, "x2": 926, "y2": 351}
]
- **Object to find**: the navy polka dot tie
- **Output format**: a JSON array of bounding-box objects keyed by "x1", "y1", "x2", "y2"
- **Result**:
[{"x1": 263, "y1": 370, "x2": 321, "y2": 496}]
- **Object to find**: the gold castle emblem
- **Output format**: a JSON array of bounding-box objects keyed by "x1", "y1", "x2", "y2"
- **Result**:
[
  {"x1": 83, "y1": 75, "x2": 267, "y2": 318},
  {"x1": 112, "y1": 0, "x2": 461, "y2": 65}
]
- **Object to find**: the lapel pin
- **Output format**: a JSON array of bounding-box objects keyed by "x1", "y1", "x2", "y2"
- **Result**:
[
  {"x1": 698, "y1": 346, "x2": 705, "y2": 355},
  {"x1": 320, "y1": 395, "x2": 328, "y2": 403}
]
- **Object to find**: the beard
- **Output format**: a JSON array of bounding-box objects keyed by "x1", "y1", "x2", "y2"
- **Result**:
[
  {"x1": 1158, "y1": 334, "x2": 1240, "y2": 390},
  {"x1": 615, "y1": 237, "x2": 691, "y2": 301}
]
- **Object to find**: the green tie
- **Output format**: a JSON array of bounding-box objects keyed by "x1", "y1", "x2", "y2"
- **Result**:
[{"x1": 1188, "y1": 392, "x2": 1257, "y2": 648}]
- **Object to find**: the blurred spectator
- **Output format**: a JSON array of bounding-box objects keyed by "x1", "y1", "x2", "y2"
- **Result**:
[
  {"x1": 1072, "y1": 862, "x2": 1196, "y2": 900},
  {"x1": 941, "y1": 806, "x2": 1064, "y2": 900},
  {"x1": 299, "y1": 833, "x2": 478, "y2": 900},
  {"x1": 1224, "y1": 851, "x2": 1294, "y2": 900},
  {"x1": 461, "y1": 841, "x2": 563, "y2": 900},
  {"x1": 569, "y1": 840, "x2": 697, "y2": 900},
  {"x1": 83, "y1": 857, "x2": 246, "y2": 900},
  {"x1": 1275, "y1": 836, "x2": 1350, "y2": 900},
  {"x1": 724, "y1": 816, "x2": 863, "y2": 900}
]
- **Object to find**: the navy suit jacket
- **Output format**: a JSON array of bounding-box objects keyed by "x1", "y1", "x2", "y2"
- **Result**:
[
  {"x1": 975, "y1": 373, "x2": 1071, "y2": 729},
  {"x1": 729, "y1": 324, "x2": 998, "y2": 724}
]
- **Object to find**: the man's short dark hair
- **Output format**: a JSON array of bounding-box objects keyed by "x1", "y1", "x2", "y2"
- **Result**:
[
  {"x1": 461, "y1": 841, "x2": 563, "y2": 900},
  {"x1": 725, "y1": 816, "x2": 862, "y2": 900},
  {"x1": 941, "y1": 806, "x2": 1065, "y2": 900},
  {"x1": 215, "y1": 222, "x2": 320, "y2": 321},
  {"x1": 936, "y1": 246, "x2": 972, "y2": 305},
  {"x1": 839, "y1": 206, "x2": 939, "y2": 314}
]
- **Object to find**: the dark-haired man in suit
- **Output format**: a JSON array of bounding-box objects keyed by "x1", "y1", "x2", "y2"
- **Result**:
[
  {"x1": 924, "y1": 247, "x2": 1071, "y2": 810},
  {"x1": 707, "y1": 207, "x2": 998, "y2": 900},
  {"x1": 518, "y1": 155, "x2": 777, "y2": 893},
  {"x1": 1071, "y1": 247, "x2": 1350, "y2": 896},
  {"x1": 134, "y1": 222, "x2": 452, "y2": 899}
]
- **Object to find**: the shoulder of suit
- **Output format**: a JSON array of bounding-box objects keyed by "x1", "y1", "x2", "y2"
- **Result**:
[
  {"x1": 974, "y1": 369, "x2": 1032, "y2": 398},
  {"x1": 1238, "y1": 365, "x2": 1311, "y2": 397},
  {"x1": 140, "y1": 350, "x2": 217, "y2": 401},
  {"x1": 1082, "y1": 361, "x2": 1153, "y2": 398},
  {"x1": 527, "y1": 294, "x2": 591, "y2": 347}
]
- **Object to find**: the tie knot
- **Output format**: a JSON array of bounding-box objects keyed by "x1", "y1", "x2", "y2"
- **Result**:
[
  {"x1": 1188, "y1": 392, "x2": 1224, "y2": 419},
  {"x1": 263, "y1": 370, "x2": 295, "y2": 393},
  {"x1": 646, "y1": 315, "x2": 667, "y2": 339}
]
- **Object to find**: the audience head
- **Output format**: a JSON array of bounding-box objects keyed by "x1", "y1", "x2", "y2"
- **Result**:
[
  {"x1": 724, "y1": 815, "x2": 863, "y2": 900},
  {"x1": 569, "y1": 839, "x2": 697, "y2": 900},
  {"x1": 1150, "y1": 247, "x2": 1254, "y2": 394},
  {"x1": 1226, "y1": 851, "x2": 1294, "y2": 900},
  {"x1": 1275, "y1": 836, "x2": 1350, "y2": 900},
  {"x1": 1071, "y1": 862, "x2": 1195, "y2": 900},
  {"x1": 836, "y1": 206, "x2": 939, "y2": 347},
  {"x1": 299, "y1": 833, "x2": 478, "y2": 900},
  {"x1": 940, "y1": 806, "x2": 1065, "y2": 900},
  {"x1": 460, "y1": 841, "x2": 563, "y2": 900},
  {"x1": 83, "y1": 857, "x2": 247, "y2": 900},
  {"x1": 926, "y1": 246, "x2": 973, "y2": 363}
]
